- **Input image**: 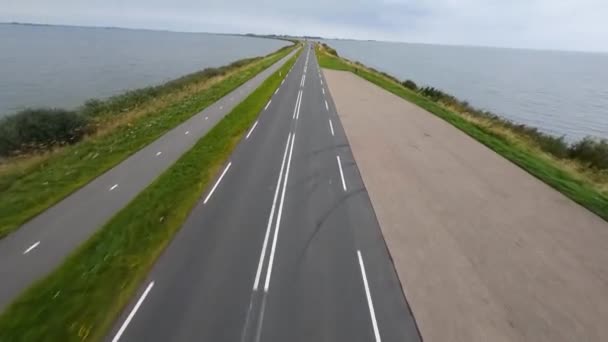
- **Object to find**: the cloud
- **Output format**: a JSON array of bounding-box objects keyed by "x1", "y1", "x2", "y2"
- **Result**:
[{"x1": 1, "y1": 0, "x2": 606, "y2": 51}]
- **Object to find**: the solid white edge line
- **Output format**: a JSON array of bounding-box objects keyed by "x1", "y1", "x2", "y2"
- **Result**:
[
  {"x1": 274, "y1": 88, "x2": 279, "y2": 95},
  {"x1": 253, "y1": 134, "x2": 292, "y2": 291},
  {"x1": 203, "y1": 162, "x2": 232, "y2": 204},
  {"x1": 329, "y1": 119, "x2": 335, "y2": 136},
  {"x1": 110, "y1": 184, "x2": 118, "y2": 191},
  {"x1": 325, "y1": 100, "x2": 329, "y2": 111},
  {"x1": 23, "y1": 241, "x2": 40, "y2": 254},
  {"x1": 264, "y1": 99, "x2": 272, "y2": 111},
  {"x1": 111, "y1": 281, "x2": 155, "y2": 342},
  {"x1": 245, "y1": 121, "x2": 259, "y2": 140},
  {"x1": 336, "y1": 155, "x2": 347, "y2": 191},
  {"x1": 357, "y1": 251, "x2": 382, "y2": 342},
  {"x1": 264, "y1": 131, "x2": 295, "y2": 292}
]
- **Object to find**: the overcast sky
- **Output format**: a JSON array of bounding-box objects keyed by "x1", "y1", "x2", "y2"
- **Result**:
[{"x1": 2, "y1": 0, "x2": 607, "y2": 52}]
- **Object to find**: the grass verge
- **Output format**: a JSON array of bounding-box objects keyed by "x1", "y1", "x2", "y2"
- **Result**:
[
  {"x1": 316, "y1": 44, "x2": 608, "y2": 222},
  {"x1": 0, "y1": 44, "x2": 295, "y2": 238},
  {"x1": 0, "y1": 47, "x2": 300, "y2": 342}
]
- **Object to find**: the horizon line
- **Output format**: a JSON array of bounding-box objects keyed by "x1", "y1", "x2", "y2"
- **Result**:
[{"x1": 2, "y1": 21, "x2": 606, "y2": 55}]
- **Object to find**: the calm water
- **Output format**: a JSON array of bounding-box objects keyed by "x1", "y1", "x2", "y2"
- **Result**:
[
  {"x1": 0, "y1": 24, "x2": 289, "y2": 116},
  {"x1": 324, "y1": 40, "x2": 608, "y2": 141}
]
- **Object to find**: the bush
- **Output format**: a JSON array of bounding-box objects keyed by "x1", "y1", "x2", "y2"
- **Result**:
[
  {"x1": 401, "y1": 79, "x2": 417, "y2": 90},
  {"x1": 569, "y1": 137, "x2": 608, "y2": 170},
  {"x1": 321, "y1": 43, "x2": 339, "y2": 57},
  {"x1": 419, "y1": 86, "x2": 440, "y2": 100},
  {"x1": 0, "y1": 108, "x2": 89, "y2": 156}
]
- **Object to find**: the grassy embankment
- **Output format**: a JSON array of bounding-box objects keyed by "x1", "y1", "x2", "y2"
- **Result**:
[
  {"x1": 0, "y1": 47, "x2": 301, "y2": 342},
  {"x1": 316, "y1": 43, "x2": 608, "y2": 222},
  {"x1": 0, "y1": 43, "x2": 295, "y2": 238}
]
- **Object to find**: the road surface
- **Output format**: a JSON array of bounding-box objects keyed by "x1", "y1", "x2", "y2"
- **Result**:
[
  {"x1": 324, "y1": 68, "x2": 608, "y2": 342},
  {"x1": 0, "y1": 49, "x2": 297, "y2": 311},
  {"x1": 106, "y1": 43, "x2": 421, "y2": 342}
]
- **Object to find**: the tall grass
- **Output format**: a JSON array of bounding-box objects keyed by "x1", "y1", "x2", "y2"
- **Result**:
[{"x1": 416, "y1": 85, "x2": 608, "y2": 169}]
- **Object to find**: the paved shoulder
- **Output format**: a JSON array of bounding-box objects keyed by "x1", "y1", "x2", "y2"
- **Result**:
[{"x1": 324, "y1": 69, "x2": 608, "y2": 342}]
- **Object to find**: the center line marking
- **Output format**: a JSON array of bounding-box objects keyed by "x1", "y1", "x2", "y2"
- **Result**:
[
  {"x1": 23, "y1": 241, "x2": 40, "y2": 254},
  {"x1": 205, "y1": 116, "x2": 208, "y2": 120},
  {"x1": 253, "y1": 134, "x2": 291, "y2": 291},
  {"x1": 111, "y1": 281, "x2": 155, "y2": 342},
  {"x1": 110, "y1": 184, "x2": 118, "y2": 191},
  {"x1": 357, "y1": 251, "x2": 382, "y2": 342},
  {"x1": 336, "y1": 155, "x2": 347, "y2": 191},
  {"x1": 322, "y1": 88, "x2": 325, "y2": 95},
  {"x1": 264, "y1": 99, "x2": 272, "y2": 111},
  {"x1": 264, "y1": 131, "x2": 296, "y2": 292},
  {"x1": 246, "y1": 120, "x2": 259, "y2": 140},
  {"x1": 203, "y1": 162, "x2": 232, "y2": 204},
  {"x1": 325, "y1": 100, "x2": 329, "y2": 111},
  {"x1": 293, "y1": 90, "x2": 303, "y2": 119},
  {"x1": 329, "y1": 119, "x2": 335, "y2": 136},
  {"x1": 185, "y1": 131, "x2": 190, "y2": 135},
  {"x1": 156, "y1": 151, "x2": 162, "y2": 156}
]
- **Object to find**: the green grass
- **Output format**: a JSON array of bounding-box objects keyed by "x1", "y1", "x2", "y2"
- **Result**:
[
  {"x1": 0, "y1": 44, "x2": 295, "y2": 238},
  {"x1": 316, "y1": 45, "x2": 608, "y2": 222},
  {"x1": 0, "y1": 48, "x2": 300, "y2": 342}
]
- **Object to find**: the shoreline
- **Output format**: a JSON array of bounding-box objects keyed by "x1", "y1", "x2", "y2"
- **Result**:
[
  {"x1": 320, "y1": 40, "x2": 608, "y2": 142},
  {"x1": 0, "y1": 43, "x2": 296, "y2": 237},
  {"x1": 323, "y1": 58, "x2": 608, "y2": 342},
  {"x1": 0, "y1": 46, "x2": 301, "y2": 342},
  {"x1": 0, "y1": 23, "x2": 295, "y2": 118},
  {"x1": 316, "y1": 42, "x2": 608, "y2": 222}
]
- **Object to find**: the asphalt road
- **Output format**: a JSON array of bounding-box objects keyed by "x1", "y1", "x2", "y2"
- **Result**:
[
  {"x1": 106, "y1": 43, "x2": 421, "y2": 342},
  {"x1": 0, "y1": 49, "x2": 296, "y2": 311}
]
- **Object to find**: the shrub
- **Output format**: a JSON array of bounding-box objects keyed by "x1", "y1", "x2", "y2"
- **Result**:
[
  {"x1": 0, "y1": 108, "x2": 89, "y2": 156},
  {"x1": 569, "y1": 137, "x2": 608, "y2": 170},
  {"x1": 321, "y1": 43, "x2": 339, "y2": 56},
  {"x1": 419, "y1": 86, "x2": 449, "y2": 101},
  {"x1": 401, "y1": 79, "x2": 417, "y2": 90},
  {"x1": 81, "y1": 99, "x2": 107, "y2": 117}
]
